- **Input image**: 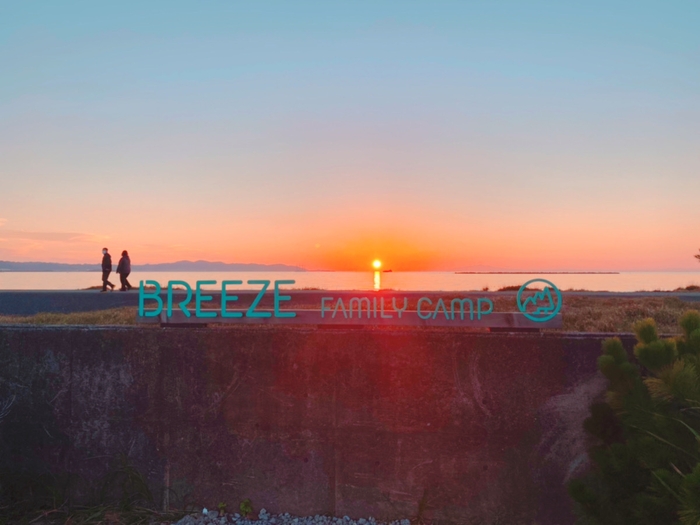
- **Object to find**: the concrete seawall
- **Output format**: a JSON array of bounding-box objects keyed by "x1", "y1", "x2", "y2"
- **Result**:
[{"x1": 0, "y1": 326, "x2": 632, "y2": 524}]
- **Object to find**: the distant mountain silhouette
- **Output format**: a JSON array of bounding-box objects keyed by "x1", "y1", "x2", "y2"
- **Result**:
[
  {"x1": 135, "y1": 260, "x2": 305, "y2": 272},
  {"x1": 0, "y1": 260, "x2": 306, "y2": 272}
]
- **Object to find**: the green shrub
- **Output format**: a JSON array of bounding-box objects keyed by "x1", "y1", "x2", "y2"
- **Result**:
[{"x1": 569, "y1": 310, "x2": 700, "y2": 524}]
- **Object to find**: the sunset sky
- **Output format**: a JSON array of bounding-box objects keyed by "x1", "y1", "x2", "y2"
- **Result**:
[{"x1": 1, "y1": 2, "x2": 699, "y2": 271}]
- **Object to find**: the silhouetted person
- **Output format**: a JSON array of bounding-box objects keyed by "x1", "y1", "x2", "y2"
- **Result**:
[
  {"x1": 116, "y1": 250, "x2": 133, "y2": 291},
  {"x1": 101, "y1": 248, "x2": 115, "y2": 292}
]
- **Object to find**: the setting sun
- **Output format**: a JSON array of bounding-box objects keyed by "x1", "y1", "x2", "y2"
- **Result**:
[{"x1": 372, "y1": 259, "x2": 382, "y2": 270}]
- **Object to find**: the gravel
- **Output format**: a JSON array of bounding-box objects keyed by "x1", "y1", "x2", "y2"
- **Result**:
[{"x1": 173, "y1": 508, "x2": 411, "y2": 525}]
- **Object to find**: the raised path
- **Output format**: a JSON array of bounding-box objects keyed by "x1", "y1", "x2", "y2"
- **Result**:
[{"x1": 0, "y1": 289, "x2": 698, "y2": 316}]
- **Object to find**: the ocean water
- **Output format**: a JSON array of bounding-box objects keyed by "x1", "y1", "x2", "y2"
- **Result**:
[{"x1": 0, "y1": 271, "x2": 699, "y2": 292}]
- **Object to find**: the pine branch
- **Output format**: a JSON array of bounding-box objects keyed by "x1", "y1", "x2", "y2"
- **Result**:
[
  {"x1": 651, "y1": 470, "x2": 683, "y2": 503},
  {"x1": 629, "y1": 425, "x2": 700, "y2": 462}
]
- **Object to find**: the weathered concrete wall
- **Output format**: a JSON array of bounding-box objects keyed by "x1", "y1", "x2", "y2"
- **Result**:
[{"x1": 0, "y1": 327, "x2": 632, "y2": 524}]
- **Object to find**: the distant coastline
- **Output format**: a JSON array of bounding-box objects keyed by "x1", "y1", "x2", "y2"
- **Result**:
[
  {"x1": 0, "y1": 260, "x2": 306, "y2": 272},
  {"x1": 455, "y1": 271, "x2": 620, "y2": 274}
]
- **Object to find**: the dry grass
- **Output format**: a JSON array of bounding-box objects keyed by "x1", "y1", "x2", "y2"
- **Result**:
[
  {"x1": 21, "y1": 506, "x2": 189, "y2": 525},
  {"x1": 81, "y1": 285, "x2": 182, "y2": 291},
  {"x1": 560, "y1": 296, "x2": 694, "y2": 333},
  {"x1": 0, "y1": 307, "x2": 140, "y2": 326},
  {"x1": 0, "y1": 298, "x2": 697, "y2": 333}
]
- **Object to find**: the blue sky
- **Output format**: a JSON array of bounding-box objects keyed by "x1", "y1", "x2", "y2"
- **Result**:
[{"x1": 1, "y1": 1, "x2": 698, "y2": 270}]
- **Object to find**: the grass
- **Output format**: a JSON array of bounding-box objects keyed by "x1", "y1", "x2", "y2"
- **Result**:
[
  {"x1": 675, "y1": 284, "x2": 700, "y2": 292},
  {"x1": 15, "y1": 506, "x2": 189, "y2": 525},
  {"x1": 0, "y1": 307, "x2": 140, "y2": 326},
  {"x1": 496, "y1": 285, "x2": 541, "y2": 291},
  {"x1": 559, "y1": 296, "x2": 692, "y2": 333},
  {"x1": 0, "y1": 297, "x2": 697, "y2": 333},
  {"x1": 0, "y1": 451, "x2": 190, "y2": 525},
  {"x1": 81, "y1": 285, "x2": 183, "y2": 291}
]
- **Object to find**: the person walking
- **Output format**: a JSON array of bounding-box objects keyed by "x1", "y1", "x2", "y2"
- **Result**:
[
  {"x1": 116, "y1": 250, "x2": 133, "y2": 291},
  {"x1": 101, "y1": 248, "x2": 115, "y2": 292}
]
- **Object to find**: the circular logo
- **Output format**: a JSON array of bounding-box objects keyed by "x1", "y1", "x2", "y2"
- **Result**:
[{"x1": 516, "y1": 279, "x2": 562, "y2": 323}]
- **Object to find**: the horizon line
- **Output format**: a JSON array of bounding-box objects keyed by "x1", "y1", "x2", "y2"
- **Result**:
[{"x1": 0, "y1": 258, "x2": 699, "y2": 273}]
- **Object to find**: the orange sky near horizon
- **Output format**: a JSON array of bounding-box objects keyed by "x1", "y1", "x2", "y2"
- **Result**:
[{"x1": 0, "y1": 200, "x2": 697, "y2": 271}]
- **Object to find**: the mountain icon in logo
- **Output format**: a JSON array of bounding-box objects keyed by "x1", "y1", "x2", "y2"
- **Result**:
[{"x1": 516, "y1": 279, "x2": 562, "y2": 323}]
